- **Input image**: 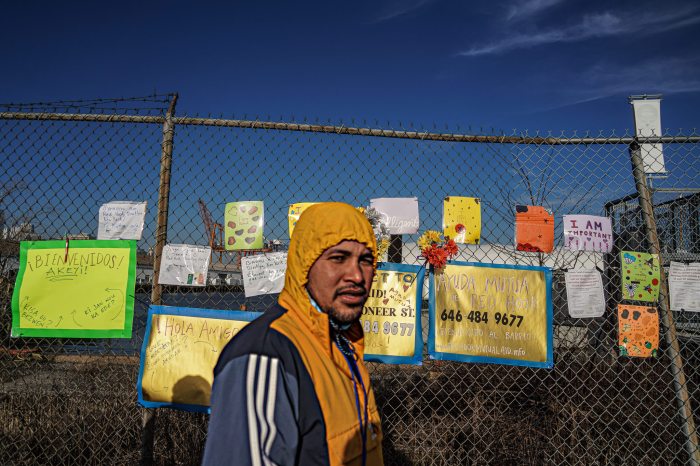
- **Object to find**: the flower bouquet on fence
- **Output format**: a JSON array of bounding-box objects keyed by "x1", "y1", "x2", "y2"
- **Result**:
[
  {"x1": 357, "y1": 206, "x2": 391, "y2": 260},
  {"x1": 418, "y1": 230, "x2": 458, "y2": 269}
]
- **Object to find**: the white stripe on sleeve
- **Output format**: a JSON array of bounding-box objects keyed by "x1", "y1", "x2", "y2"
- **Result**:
[
  {"x1": 246, "y1": 354, "x2": 262, "y2": 466},
  {"x1": 264, "y1": 358, "x2": 280, "y2": 458}
]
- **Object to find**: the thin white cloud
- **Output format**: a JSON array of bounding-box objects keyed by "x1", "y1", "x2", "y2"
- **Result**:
[
  {"x1": 459, "y1": 6, "x2": 700, "y2": 57},
  {"x1": 506, "y1": 0, "x2": 566, "y2": 21},
  {"x1": 370, "y1": 0, "x2": 435, "y2": 23},
  {"x1": 584, "y1": 57, "x2": 700, "y2": 95},
  {"x1": 529, "y1": 57, "x2": 700, "y2": 114}
]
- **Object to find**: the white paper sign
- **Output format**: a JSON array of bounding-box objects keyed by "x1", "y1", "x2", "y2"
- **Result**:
[
  {"x1": 565, "y1": 269, "x2": 605, "y2": 318},
  {"x1": 158, "y1": 244, "x2": 211, "y2": 287},
  {"x1": 631, "y1": 98, "x2": 666, "y2": 174},
  {"x1": 370, "y1": 197, "x2": 419, "y2": 234},
  {"x1": 669, "y1": 262, "x2": 700, "y2": 312},
  {"x1": 98, "y1": 201, "x2": 147, "y2": 240},
  {"x1": 563, "y1": 215, "x2": 613, "y2": 253},
  {"x1": 242, "y1": 252, "x2": 288, "y2": 297}
]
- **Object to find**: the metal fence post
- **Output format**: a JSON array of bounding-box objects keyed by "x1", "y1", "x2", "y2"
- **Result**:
[
  {"x1": 141, "y1": 93, "x2": 178, "y2": 466},
  {"x1": 629, "y1": 141, "x2": 700, "y2": 466},
  {"x1": 388, "y1": 235, "x2": 402, "y2": 263}
]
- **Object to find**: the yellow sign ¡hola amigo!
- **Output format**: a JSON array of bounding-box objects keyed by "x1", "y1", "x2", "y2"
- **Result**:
[
  {"x1": 430, "y1": 262, "x2": 552, "y2": 368},
  {"x1": 139, "y1": 307, "x2": 258, "y2": 409}
]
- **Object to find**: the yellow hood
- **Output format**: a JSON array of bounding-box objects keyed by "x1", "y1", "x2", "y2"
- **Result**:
[{"x1": 278, "y1": 202, "x2": 377, "y2": 356}]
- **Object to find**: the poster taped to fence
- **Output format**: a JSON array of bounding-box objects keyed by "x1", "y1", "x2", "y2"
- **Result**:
[
  {"x1": 97, "y1": 201, "x2": 147, "y2": 240},
  {"x1": 288, "y1": 202, "x2": 318, "y2": 238},
  {"x1": 137, "y1": 305, "x2": 262, "y2": 412},
  {"x1": 631, "y1": 97, "x2": 666, "y2": 174},
  {"x1": 618, "y1": 304, "x2": 659, "y2": 358},
  {"x1": 515, "y1": 205, "x2": 554, "y2": 253},
  {"x1": 158, "y1": 244, "x2": 211, "y2": 287},
  {"x1": 362, "y1": 262, "x2": 426, "y2": 365},
  {"x1": 241, "y1": 252, "x2": 287, "y2": 297},
  {"x1": 225, "y1": 201, "x2": 264, "y2": 250},
  {"x1": 620, "y1": 251, "x2": 660, "y2": 302},
  {"x1": 564, "y1": 269, "x2": 605, "y2": 318},
  {"x1": 428, "y1": 261, "x2": 553, "y2": 368},
  {"x1": 11, "y1": 240, "x2": 136, "y2": 338},
  {"x1": 669, "y1": 262, "x2": 700, "y2": 312},
  {"x1": 443, "y1": 196, "x2": 481, "y2": 244},
  {"x1": 563, "y1": 215, "x2": 613, "y2": 253},
  {"x1": 370, "y1": 197, "x2": 420, "y2": 234}
]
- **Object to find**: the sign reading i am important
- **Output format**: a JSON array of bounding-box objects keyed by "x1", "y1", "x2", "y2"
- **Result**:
[
  {"x1": 361, "y1": 262, "x2": 426, "y2": 365},
  {"x1": 137, "y1": 305, "x2": 262, "y2": 412},
  {"x1": 11, "y1": 240, "x2": 136, "y2": 338},
  {"x1": 563, "y1": 215, "x2": 613, "y2": 253},
  {"x1": 428, "y1": 261, "x2": 553, "y2": 368}
]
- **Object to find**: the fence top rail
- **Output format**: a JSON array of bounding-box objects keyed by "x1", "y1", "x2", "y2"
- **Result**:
[{"x1": 2, "y1": 111, "x2": 700, "y2": 145}]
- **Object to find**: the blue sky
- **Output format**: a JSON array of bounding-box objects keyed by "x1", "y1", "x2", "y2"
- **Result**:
[{"x1": 2, "y1": 0, "x2": 700, "y2": 132}]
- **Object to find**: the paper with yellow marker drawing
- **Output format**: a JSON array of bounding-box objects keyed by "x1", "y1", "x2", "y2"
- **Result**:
[
  {"x1": 11, "y1": 240, "x2": 136, "y2": 338},
  {"x1": 443, "y1": 196, "x2": 481, "y2": 244},
  {"x1": 288, "y1": 202, "x2": 318, "y2": 238}
]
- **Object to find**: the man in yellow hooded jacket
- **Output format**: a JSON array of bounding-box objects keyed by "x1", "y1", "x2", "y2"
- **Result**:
[{"x1": 203, "y1": 202, "x2": 384, "y2": 466}]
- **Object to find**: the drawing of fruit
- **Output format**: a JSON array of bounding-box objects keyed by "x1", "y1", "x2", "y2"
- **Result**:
[
  {"x1": 245, "y1": 237, "x2": 256, "y2": 244},
  {"x1": 248, "y1": 206, "x2": 258, "y2": 215},
  {"x1": 228, "y1": 237, "x2": 236, "y2": 245},
  {"x1": 455, "y1": 224, "x2": 465, "y2": 234},
  {"x1": 239, "y1": 206, "x2": 247, "y2": 213},
  {"x1": 251, "y1": 215, "x2": 260, "y2": 221},
  {"x1": 235, "y1": 229, "x2": 244, "y2": 236},
  {"x1": 227, "y1": 221, "x2": 236, "y2": 229},
  {"x1": 248, "y1": 225, "x2": 257, "y2": 233}
]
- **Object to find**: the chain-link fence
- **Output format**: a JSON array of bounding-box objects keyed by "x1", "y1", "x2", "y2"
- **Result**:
[{"x1": 1, "y1": 94, "x2": 700, "y2": 465}]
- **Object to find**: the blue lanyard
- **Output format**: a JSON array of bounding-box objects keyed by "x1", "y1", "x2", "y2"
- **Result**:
[{"x1": 337, "y1": 342, "x2": 369, "y2": 466}]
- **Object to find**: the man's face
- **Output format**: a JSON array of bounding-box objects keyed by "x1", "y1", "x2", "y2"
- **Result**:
[{"x1": 307, "y1": 240, "x2": 375, "y2": 325}]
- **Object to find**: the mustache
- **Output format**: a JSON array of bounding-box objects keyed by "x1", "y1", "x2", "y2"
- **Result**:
[{"x1": 334, "y1": 285, "x2": 367, "y2": 298}]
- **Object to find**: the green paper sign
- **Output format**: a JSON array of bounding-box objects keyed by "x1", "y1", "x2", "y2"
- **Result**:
[
  {"x1": 11, "y1": 240, "x2": 137, "y2": 338},
  {"x1": 224, "y1": 201, "x2": 264, "y2": 250},
  {"x1": 620, "y1": 251, "x2": 660, "y2": 303}
]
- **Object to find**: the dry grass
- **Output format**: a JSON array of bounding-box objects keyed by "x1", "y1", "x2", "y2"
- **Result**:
[{"x1": 0, "y1": 348, "x2": 695, "y2": 466}]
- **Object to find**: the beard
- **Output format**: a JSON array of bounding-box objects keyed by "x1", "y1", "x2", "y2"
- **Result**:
[{"x1": 327, "y1": 304, "x2": 364, "y2": 326}]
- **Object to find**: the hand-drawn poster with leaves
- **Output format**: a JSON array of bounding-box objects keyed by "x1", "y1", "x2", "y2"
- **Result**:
[
  {"x1": 224, "y1": 201, "x2": 264, "y2": 250},
  {"x1": 443, "y1": 196, "x2": 481, "y2": 244},
  {"x1": 137, "y1": 305, "x2": 262, "y2": 412},
  {"x1": 515, "y1": 205, "x2": 554, "y2": 253},
  {"x1": 620, "y1": 251, "x2": 660, "y2": 302},
  {"x1": 11, "y1": 240, "x2": 136, "y2": 338},
  {"x1": 618, "y1": 304, "x2": 659, "y2": 358}
]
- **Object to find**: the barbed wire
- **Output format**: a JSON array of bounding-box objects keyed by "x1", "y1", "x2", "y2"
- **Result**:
[{"x1": 0, "y1": 93, "x2": 175, "y2": 115}]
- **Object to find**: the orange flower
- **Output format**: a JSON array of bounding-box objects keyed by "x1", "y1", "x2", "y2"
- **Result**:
[
  {"x1": 444, "y1": 239, "x2": 458, "y2": 257},
  {"x1": 424, "y1": 246, "x2": 449, "y2": 268}
]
